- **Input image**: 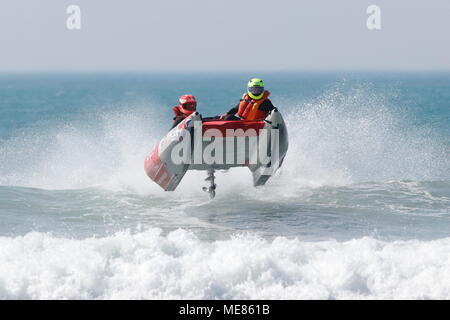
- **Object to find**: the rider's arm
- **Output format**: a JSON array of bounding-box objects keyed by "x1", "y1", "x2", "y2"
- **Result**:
[
  {"x1": 219, "y1": 104, "x2": 239, "y2": 119},
  {"x1": 226, "y1": 104, "x2": 239, "y2": 116},
  {"x1": 258, "y1": 99, "x2": 275, "y2": 112}
]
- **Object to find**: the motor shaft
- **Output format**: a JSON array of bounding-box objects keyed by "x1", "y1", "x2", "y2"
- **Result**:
[{"x1": 202, "y1": 169, "x2": 217, "y2": 199}]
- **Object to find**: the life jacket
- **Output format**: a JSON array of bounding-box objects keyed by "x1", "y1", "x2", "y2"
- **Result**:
[
  {"x1": 237, "y1": 90, "x2": 270, "y2": 121},
  {"x1": 173, "y1": 105, "x2": 187, "y2": 118}
]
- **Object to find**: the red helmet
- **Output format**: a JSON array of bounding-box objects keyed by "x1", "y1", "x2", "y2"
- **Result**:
[{"x1": 178, "y1": 94, "x2": 197, "y2": 115}]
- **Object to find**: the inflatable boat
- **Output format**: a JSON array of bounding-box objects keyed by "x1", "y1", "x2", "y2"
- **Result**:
[{"x1": 144, "y1": 109, "x2": 288, "y2": 198}]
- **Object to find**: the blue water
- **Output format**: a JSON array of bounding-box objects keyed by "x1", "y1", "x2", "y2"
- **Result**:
[{"x1": 0, "y1": 72, "x2": 449, "y2": 299}]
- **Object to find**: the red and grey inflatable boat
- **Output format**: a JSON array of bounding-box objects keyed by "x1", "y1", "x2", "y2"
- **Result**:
[{"x1": 144, "y1": 109, "x2": 288, "y2": 198}]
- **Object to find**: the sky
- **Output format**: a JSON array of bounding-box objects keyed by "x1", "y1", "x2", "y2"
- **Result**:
[{"x1": 0, "y1": 0, "x2": 449, "y2": 71}]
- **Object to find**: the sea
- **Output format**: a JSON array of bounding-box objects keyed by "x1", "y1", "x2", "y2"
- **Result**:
[{"x1": 0, "y1": 71, "x2": 449, "y2": 299}]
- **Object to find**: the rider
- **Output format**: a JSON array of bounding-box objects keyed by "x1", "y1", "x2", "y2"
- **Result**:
[
  {"x1": 219, "y1": 78, "x2": 275, "y2": 120},
  {"x1": 172, "y1": 94, "x2": 197, "y2": 128}
]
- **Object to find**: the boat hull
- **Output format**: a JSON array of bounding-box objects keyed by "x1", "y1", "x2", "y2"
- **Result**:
[{"x1": 144, "y1": 110, "x2": 288, "y2": 191}]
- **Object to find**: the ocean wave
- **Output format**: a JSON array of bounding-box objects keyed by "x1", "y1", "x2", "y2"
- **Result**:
[
  {"x1": 1, "y1": 228, "x2": 449, "y2": 299},
  {"x1": 0, "y1": 86, "x2": 448, "y2": 194}
]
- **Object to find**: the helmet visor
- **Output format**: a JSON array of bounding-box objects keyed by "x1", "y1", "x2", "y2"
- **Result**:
[
  {"x1": 248, "y1": 86, "x2": 264, "y2": 97},
  {"x1": 182, "y1": 102, "x2": 197, "y2": 111}
]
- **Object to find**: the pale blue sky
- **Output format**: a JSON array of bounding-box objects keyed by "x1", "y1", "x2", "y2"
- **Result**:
[{"x1": 0, "y1": 0, "x2": 449, "y2": 71}]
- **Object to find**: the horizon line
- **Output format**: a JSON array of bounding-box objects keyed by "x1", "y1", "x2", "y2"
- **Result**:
[{"x1": 1, "y1": 68, "x2": 450, "y2": 74}]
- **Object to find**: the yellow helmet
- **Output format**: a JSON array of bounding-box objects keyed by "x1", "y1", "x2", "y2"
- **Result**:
[{"x1": 247, "y1": 78, "x2": 265, "y2": 100}]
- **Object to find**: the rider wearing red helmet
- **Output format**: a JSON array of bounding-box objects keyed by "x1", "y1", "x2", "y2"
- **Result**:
[{"x1": 172, "y1": 94, "x2": 197, "y2": 128}]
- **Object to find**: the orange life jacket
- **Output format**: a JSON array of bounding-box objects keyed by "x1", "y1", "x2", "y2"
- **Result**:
[
  {"x1": 237, "y1": 90, "x2": 271, "y2": 120},
  {"x1": 173, "y1": 106, "x2": 183, "y2": 117},
  {"x1": 173, "y1": 105, "x2": 192, "y2": 117}
]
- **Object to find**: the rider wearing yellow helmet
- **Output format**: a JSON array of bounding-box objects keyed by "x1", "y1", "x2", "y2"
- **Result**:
[{"x1": 220, "y1": 78, "x2": 275, "y2": 121}]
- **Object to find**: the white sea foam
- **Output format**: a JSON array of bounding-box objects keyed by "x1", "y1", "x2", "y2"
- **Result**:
[
  {"x1": 0, "y1": 105, "x2": 163, "y2": 193},
  {"x1": 278, "y1": 87, "x2": 449, "y2": 188},
  {"x1": 0, "y1": 228, "x2": 449, "y2": 299}
]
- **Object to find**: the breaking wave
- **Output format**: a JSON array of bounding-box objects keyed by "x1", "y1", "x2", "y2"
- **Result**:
[{"x1": 1, "y1": 228, "x2": 449, "y2": 299}]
